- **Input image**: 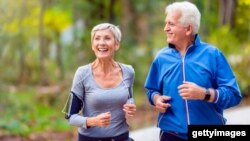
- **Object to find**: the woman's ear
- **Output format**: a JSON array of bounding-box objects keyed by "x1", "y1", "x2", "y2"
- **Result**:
[
  {"x1": 115, "y1": 43, "x2": 120, "y2": 51},
  {"x1": 91, "y1": 44, "x2": 95, "y2": 51}
]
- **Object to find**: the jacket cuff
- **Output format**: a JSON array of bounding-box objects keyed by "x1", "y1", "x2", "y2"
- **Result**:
[{"x1": 213, "y1": 89, "x2": 219, "y2": 103}]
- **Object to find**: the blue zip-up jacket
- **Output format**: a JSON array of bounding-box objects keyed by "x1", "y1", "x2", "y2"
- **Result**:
[{"x1": 144, "y1": 35, "x2": 242, "y2": 140}]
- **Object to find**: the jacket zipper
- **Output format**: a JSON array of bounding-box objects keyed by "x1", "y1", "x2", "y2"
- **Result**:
[
  {"x1": 182, "y1": 57, "x2": 190, "y2": 125},
  {"x1": 181, "y1": 46, "x2": 192, "y2": 125}
]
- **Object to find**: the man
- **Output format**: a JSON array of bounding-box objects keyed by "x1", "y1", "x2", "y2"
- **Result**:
[{"x1": 144, "y1": 1, "x2": 242, "y2": 141}]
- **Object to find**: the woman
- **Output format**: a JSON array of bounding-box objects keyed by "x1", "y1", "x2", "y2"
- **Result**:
[{"x1": 63, "y1": 23, "x2": 136, "y2": 141}]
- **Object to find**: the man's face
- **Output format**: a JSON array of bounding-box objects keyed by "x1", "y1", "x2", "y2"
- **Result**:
[{"x1": 164, "y1": 12, "x2": 189, "y2": 46}]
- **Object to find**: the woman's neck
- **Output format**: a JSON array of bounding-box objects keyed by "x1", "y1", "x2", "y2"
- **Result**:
[{"x1": 91, "y1": 59, "x2": 119, "y2": 75}]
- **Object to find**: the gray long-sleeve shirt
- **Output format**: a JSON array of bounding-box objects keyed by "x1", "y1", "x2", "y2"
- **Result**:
[{"x1": 64, "y1": 63, "x2": 135, "y2": 137}]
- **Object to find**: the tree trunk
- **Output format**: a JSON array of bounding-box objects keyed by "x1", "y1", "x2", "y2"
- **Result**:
[
  {"x1": 219, "y1": 0, "x2": 236, "y2": 28},
  {"x1": 121, "y1": 0, "x2": 136, "y2": 44},
  {"x1": 17, "y1": 0, "x2": 27, "y2": 84},
  {"x1": 39, "y1": 0, "x2": 49, "y2": 85},
  {"x1": 109, "y1": 0, "x2": 116, "y2": 23},
  {"x1": 55, "y1": 32, "x2": 64, "y2": 81},
  {"x1": 121, "y1": 0, "x2": 149, "y2": 45}
]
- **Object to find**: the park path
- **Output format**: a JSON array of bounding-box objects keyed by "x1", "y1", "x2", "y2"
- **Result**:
[{"x1": 130, "y1": 106, "x2": 250, "y2": 141}]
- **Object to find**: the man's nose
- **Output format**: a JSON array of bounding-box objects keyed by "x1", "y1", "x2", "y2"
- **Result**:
[{"x1": 164, "y1": 24, "x2": 169, "y2": 31}]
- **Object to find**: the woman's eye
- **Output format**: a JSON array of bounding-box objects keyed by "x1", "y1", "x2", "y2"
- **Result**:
[{"x1": 94, "y1": 37, "x2": 100, "y2": 40}]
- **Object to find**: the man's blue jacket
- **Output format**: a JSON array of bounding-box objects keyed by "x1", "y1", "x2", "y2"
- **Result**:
[{"x1": 144, "y1": 35, "x2": 242, "y2": 139}]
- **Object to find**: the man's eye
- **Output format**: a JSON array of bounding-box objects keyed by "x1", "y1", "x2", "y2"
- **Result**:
[{"x1": 169, "y1": 23, "x2": 174, "y2": 26}]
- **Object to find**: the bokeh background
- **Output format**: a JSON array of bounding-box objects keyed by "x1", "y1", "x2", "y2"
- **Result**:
[{"x1": 0, "y1": 0, "x2": 249, "y2": 140}]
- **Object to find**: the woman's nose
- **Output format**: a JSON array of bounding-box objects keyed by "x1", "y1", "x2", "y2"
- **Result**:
[{"x1": 99, "y1": 38, "x2": 106, "y2": 44}]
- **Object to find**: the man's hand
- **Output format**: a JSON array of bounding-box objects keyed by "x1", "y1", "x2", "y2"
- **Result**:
[
  {"x1": 154, "y1": 94, "x2": 171, "y2": 113},
  {"x1": 178, "y1": 81, "x2": 205, "y2": 100}
]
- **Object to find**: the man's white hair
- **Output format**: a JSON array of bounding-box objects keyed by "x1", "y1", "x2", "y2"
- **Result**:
[
  {"x1": 165, "y1": 1, "x2": 201, "y2": 35},
  {"x1": 91, "y1": 23, "x2": 122, "y2": 43}
]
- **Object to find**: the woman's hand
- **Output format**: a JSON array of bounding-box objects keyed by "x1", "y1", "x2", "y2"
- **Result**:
[
  {"x1": 87, "y1": 112, "x2": 111, "y2": 127},
  {"x1": 95, "y1": 112, "x2": 111, "y2": 127},
  {"x1": 123, "y1": 103, "x2": 136, "y2": 118}
]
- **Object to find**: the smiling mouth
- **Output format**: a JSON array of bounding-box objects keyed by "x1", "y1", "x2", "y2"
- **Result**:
[
  {"x1": 167, "y1": 33, "x2": 173, "y2": 36},
  {"x1": 98, "y1": 48, "x2": 108, "y2": 52}
]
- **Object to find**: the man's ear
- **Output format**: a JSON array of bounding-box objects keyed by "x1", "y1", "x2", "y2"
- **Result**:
[{"x1": 186, "y1": 25, "x2": 193, "y2": 36}]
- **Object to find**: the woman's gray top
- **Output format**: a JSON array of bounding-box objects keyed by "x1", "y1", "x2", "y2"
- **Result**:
[{"x1": 63, "y1": 63, "x2": 135, "y2": 137}]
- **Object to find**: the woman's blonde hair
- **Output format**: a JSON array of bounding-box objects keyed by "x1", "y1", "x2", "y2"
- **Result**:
[{"x1": 91, "y1": 23, "x2": 122, "y2": 43}]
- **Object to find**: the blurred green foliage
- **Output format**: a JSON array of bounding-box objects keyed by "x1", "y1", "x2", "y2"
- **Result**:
[{"x1": 0, "y1": 90, "x2": 71, "y2": 136}]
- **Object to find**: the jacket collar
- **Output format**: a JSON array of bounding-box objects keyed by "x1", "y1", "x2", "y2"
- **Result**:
[{"x1": 168, "y1": 34, "x2": 201, "y2": 49}]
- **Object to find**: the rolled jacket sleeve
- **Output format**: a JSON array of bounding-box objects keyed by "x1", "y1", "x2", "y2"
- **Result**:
[
  {"x1": 144, "y1": 58, "x2": 163, "y2": 105},
  {"x1": 214, "y1": 50, "x2": 242, "y2": 109}
]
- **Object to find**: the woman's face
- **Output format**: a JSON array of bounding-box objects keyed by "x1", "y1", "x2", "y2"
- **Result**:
[{"x1": 92, "y1": 29, "x2": 119, "y2": 59}]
